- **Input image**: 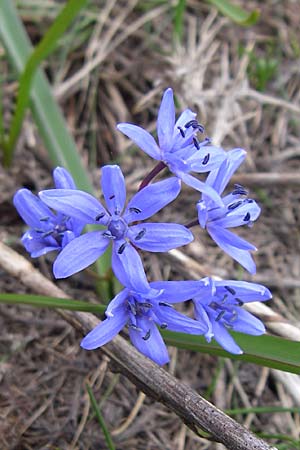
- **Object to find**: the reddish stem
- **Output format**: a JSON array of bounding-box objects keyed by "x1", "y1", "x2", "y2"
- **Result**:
[{"x1": 139, "y1": 161, "x2": 167, "y2": 191}]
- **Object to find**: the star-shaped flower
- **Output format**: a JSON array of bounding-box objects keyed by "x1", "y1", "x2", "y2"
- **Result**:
[
  {"x1": 197, "y1": 148, "x2": 261, "y2": 274},
  {"x1": 81, "y1": 280, "x2": 208, "y2": 365},
  {"x1": 192, "y1": 278, "x2": 271, "y2": 354},
  {"x1": 13, "y1": 167, "x2": 84, "y2": 258},
  {"x1": 117, "y1": 88, "x2": 226, "y2": 205},
  {"x1": 39, "y1": 165, "x2": 193, "y2": 292}
]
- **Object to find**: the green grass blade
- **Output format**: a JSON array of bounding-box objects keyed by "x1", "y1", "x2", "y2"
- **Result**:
[
  {"x1": 0, "y1": 292, "x2": 105, "y2": 314},
  {"x1": 0, "y1": 0, "x2": 92, "y2": 191},
  {"x1": 162, "y1": 330, "x2": 300, "y2": 374},
  {"x1": 1, "y1": 0, "x2": 88, "y2": 166},
  {"x1": 207, "y1": 0, "x2": 260, "y2": 26},
  {"x1": 2, "y1": 293, "x2": 300, "y2": 374},
  {"x1": 86, "y1": 384, "x2": 116, "y2": 450},
  {"x1": 173, "y1": 0, "x2": 186, "y2": 43}
]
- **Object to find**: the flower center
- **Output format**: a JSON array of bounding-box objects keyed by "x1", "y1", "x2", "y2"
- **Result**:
[{"x1": 107, "y1": 217, "x2": 128, "y2": 240}]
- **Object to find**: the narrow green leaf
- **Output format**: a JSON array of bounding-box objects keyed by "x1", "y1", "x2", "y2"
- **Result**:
[
  {"x1": 2, "y1": 293, "x2": 300, "y2": 374},
  {"x1": 0, "y1": 293, "x2": 105, "y2": 314},
  {"x1": 207, "y1": 0, "x2": 260, "y2": 26},
  {"x1": 162, "y1": 330, "x2": 300, "y2": 374},
  {"x1": 1, "y1": 0, "x2": 88, "y2": 165},
  {"x1": 86, "y1": 384, "x2": 116, "y2": 450},
  {"x1": 0, "y1": 0, "x2": 92, "y2": 191},
  {"x1": 173, "y1": 0, "x2": 186, "y2": 43},
  {"x1": 0, "y1": 0, "x2": 113, "y2": 301}
]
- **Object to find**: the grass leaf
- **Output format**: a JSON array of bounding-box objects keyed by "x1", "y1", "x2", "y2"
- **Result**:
[{"x1": 207, "y1": 0, "x2": 260, "y2": 26}]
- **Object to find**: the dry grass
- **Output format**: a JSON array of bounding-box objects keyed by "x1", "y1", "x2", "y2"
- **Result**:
[{"x1": 1, "y1": 0, "x2": 300, "y2": 448}]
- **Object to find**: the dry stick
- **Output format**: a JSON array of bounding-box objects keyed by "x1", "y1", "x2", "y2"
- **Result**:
[
  {"x1": 0, "y1": 242, "x2": 276, "y2": 450},
  {"x1": 232, "y1": 173, "x2": 300, "y2": 187}
]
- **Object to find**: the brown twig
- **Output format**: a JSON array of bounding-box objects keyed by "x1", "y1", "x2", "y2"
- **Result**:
[{"x1": 0, "y1": 241, "x2": 277, "y2": 450}]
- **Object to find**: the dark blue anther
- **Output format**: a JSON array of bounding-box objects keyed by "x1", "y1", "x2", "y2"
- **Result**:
[
  {"x1": 109, "y1": 194, "x2": 115, "y2": 200},
  {"x1": 202, "y1": 153, "x2": 210, "y2": 165},
  {"x1": 118, "y1": 242, "x2": 127, "y2": 254},
  {"x1": 135, "y1": 228, "x2": 146, "y2": 241},
  {"x1": 177, "y1": 126, "x2": 185, "y2": 138},
  {"x1": 129, "y1": 207, "x2": 142, "y2": 214},
  {"x1": 95, "y1": 212, "x2": 105, "y2": 221},
  {"x1": 225, "y1": 286, "x2": 236, "y2": 295},
  {"x1": 243, "y1": 212, "x2": 251, "y2": 222},
  {"x1": 193, "y1": 137, "x2": 200, "y2": 150},
  {"x1": 232, "y1": 184, "x2": 248, "y2": 196},
  {"x1": 216, "y1": 310, "x2": 226, "y2": 322},
  {"x1": 228, "y1": 200, "x2": 243, "y2": 210},
  {"x1": 39, "y1": 216, "x2": 50, "y2": 222},
  {"x1": 160, "y1": 323, "x2": 168, "y2": 329},
  {"x1": 142, "y1": 329, "x2": 151, "y2": 341}
]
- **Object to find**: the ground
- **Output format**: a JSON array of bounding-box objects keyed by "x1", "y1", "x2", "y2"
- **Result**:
[{"x1": 1, "y1": 1, "x2": 300, "y2": 449}]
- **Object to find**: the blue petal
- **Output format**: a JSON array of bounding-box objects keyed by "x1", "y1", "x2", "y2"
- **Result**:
[
  {"x1": 178, "y1": 172, "x2": 223, "y2": 206},
  {"x1": 214, "y1": 280, "x2": 272, "y2": 302},
  {"x1": 61, "y1": 230, "x2": 76, "y2": 247},
  {"x1": 197, "y1": 201, "x2": 208, "y2": 228},
  {"x1": 117, "y1": 123, "x2": 161, "y2": 160},
  {"x1": 213, "y1": 201, "x2": 261, "y2": 229},
  {"x1": 154, "y1": 304, "x2": 207, "y2": 334},
  {"x1": 207, "y1": 225, "x2": 257, "y2": 274},
  {"x1": 101, "y1": 165, "x2": 126, "y2": 215},
  {"x1": 150, "y1": 280, "x2": 202, "y2": 303},
  {"x1": 39, "y1": 189, "x2": 109, "y2": 224},
  {"x1": 208, "y1": 226, "x2": 256, "y2": 251},
  {"x1": 157, "y1": 88, "x2": 175, "y2": 152},
  {"x1": 129, "y1": 318, "x2": 169, "y2": 365},
  {"x1": 124, "y1": 177, "x2": 181, "y2": 222},
  {"x1": 231, "y1": 308, "x2": 265, "y2": 335},
  {"x1": 14, "y1": 189, "x2": 54, "y2": 229},
  {"x1": 193, "y1": 302, "x2": 214, "y2": 341},
  {"x1": 81, "y1": 308, "x2": 128, "y2": 350},
  {"x1": 128, "y1": 223, "x2": 193, "y2": 252},
  {"x1": 105, "y1": 289, "x2": 129, "y2": 317},
  {"x1": 174, "y1": 108, "x2": 196, "y2": 129},
  {"x1": 111, "y1": 241, "x2": 150, "y2": 293},
  {"x1": 212, "y1": 320, "x2": 243, "y2": 354},
  {"x1": 53, "y1": 231, "x2": 110, "y2": 278},
  {"x1": 53, "y1": 167, "x2": 76, "y2": 189},
  {"x1": 21, "y1": 230, "x2": 59, "y2": 257},
  {"x1": 206, "y1": 148, "x2": 246, "y2": 195},
  {"x1": 188, "y1": 146, "x2": 226, "y2": 173}
]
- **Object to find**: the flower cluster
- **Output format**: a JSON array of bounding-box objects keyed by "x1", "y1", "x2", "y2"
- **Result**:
[{"x1": 14, "y1": 88, "x2": 271, "y2": 365}]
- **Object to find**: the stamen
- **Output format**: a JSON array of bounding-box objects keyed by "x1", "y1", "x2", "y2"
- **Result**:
[
  {"x1": 42, "y1": 230, "x2": 54, "y2": 237},
  {"x1": 184, "y1": 120, "x2": 204, "y2": 133},
  {"x1": 118, "y1": 242, "x2": 127, "y2": 254},
  {"x1": 193, "y1": 137, "x2": 200, "y2": 150},
  {"x1": 142, "y1": 329, "x2": 151, "y2": 341},
  {"x1": 235, "y1": 298, "x2": 244, "y2": 306},
  {"x1": 135, "y1": 228, "x2": 146, "y2": 241},
  {"x1": 177, "y1": 126, "x2": 185, "y2": 138},
  {"x1": 103, "y1": 231, "x2": 115, "y2": 239},
  {"x1": 202, "y1": 153, "x2": 210, "y2": 165},
  {"x1": 229, "y1": 310, "x2": 238, "y2": 323},
  {"x1": 160, "y1": 323, "x2": 168, "y2": 329},
  {"x1": 128, "y1": 302, "x2": 137, "y2": 315},
  {"x1": 159, "y1": 301, "x2": 173, "y2": 308},
  {"x1": 224, "y1": 286, "x2": 236, "y2": 295},
  {"x1": 95, "y1": 212, "x2": 105, "y2": 221},
  {"x1": 232, "y1": 184, "x2": 248, "y2": 196},
  {"x1": 216, "y1": 310, "x2": 226, "y2": 322},
  {"x1": 34, "y1": 228, "x2": 45, "y2": 233},
  {"x1": 243, "y1": 212, "x2": 251, "y2": 222},
  {"x1": 109, "y1": 194, "x2": 115, "y2": 200},
  {"x1": 129, "y1": 207, "x2": 142, "y2": 214},
  {"x1": 39, "y1": 216, "x2": 50, "y2": 222},
  {"x1": 220, "y1": 294, "x2": 228, "y2": 304},
  {"x1": 228, "y1": 200, "x2": 243, "y2": 210},
  {"x1": 129, "y1": 323, "x2": 142, "y2": 332},
  {"x1": 138, "y1": 302, "x2": 152, "y2": 308}
]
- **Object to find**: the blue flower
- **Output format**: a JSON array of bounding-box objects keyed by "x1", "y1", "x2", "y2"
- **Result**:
[
  {"x1": 197, "y1": 148, "x2": 261, "y2": 274},
  {"x1": 117, "y1": 88, "x2": 226, "y2": 205},
  {"x1": 39, "y1": 165, "x2": 193, "y2": 292},
  {"x1": 81, "y1": 280, "x2": 208, "y2": 365},
  {"x1": 13, "y1": 167, "x2": 84, "y2": 258},
  {"x1": 192, "y1": 278, "x2": 271, "y2": 354}
]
